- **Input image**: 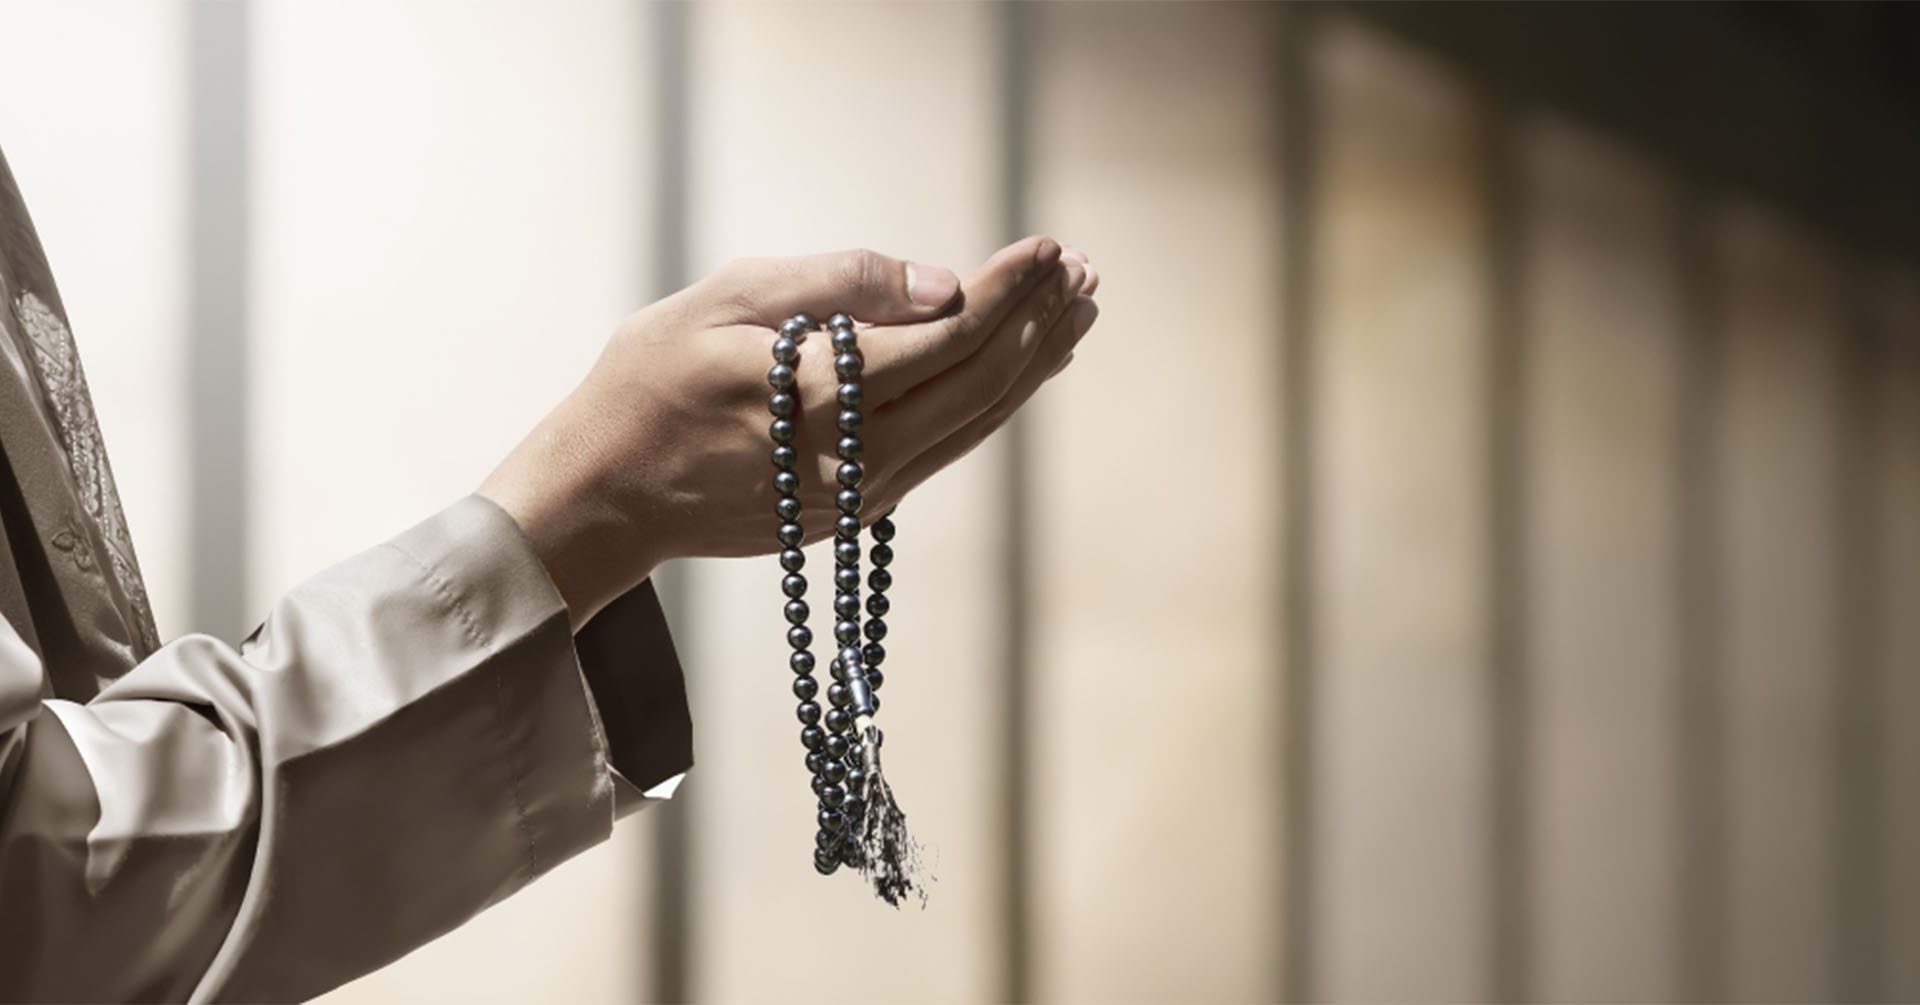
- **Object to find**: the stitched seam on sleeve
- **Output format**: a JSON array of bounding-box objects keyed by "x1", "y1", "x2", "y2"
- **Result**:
[{"x1": 379, "y1": 541, "x2": 543, "y2": 880}]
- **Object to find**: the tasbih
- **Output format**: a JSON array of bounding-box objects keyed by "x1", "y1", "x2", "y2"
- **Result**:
[{"x1": 769, "y1": 311, "x2": 926, "y2": 906}]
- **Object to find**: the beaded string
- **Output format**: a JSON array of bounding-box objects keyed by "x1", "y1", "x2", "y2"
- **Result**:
[{"x1": 769, "y1": 312, "x2": 925, "y2": 905}]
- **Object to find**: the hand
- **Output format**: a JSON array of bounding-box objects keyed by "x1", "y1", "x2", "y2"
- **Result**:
[{"x1": 478, "y1": 236, "x2": 1100, "y2": 628}]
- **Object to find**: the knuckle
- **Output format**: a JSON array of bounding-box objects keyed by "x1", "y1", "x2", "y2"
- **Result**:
[{"x1": 838, "y1": 248, "x2": 886, "y2": 296}]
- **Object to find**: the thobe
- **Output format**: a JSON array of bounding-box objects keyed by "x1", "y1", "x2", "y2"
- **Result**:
[{"x1": 0, "y1": 147, "x2": 694, "y2": 1002}]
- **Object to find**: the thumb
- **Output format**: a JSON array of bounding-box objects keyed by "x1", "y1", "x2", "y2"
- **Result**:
[{"x1": 700, "y1": 248, "x2": 961, "y2": 328}]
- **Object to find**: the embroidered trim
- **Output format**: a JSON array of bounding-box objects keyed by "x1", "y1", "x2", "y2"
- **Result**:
[{"x1": 12, "y1": 292, "x2": 160, "y2": 653}]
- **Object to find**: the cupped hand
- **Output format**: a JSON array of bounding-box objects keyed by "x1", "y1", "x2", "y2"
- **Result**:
[{"x1": 478, "y1": 236, "x2": 1100, "y2": 628}]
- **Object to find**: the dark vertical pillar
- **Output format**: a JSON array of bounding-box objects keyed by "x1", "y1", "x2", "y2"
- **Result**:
[
  {"x1": 1483, "y1": 98, "x2": 1531, "y2": 1005},
  {"x1": 1833, "y1": 269, "x2": 1887, "y2": 1003},
  {"x1": 1675, "y1": 190, "x2": 1727, "y2": 1004},
  {"x1": 647, "y1": 3, "x2": 695, "y2": 1002},
  {"x1": 186, "y1": 0, "x2": 251, "y2": 640},
  {"x1": 1275, "y1": 5, "x2": 1318, "y2": 1002},
  {"x1": 995, "y1": 3, "x2": 1035, "y2": 1001}
]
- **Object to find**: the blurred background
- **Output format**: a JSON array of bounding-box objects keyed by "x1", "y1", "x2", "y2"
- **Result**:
[{"x1": 2, "y1": 1, "x2": 1918, "y2": 1001}]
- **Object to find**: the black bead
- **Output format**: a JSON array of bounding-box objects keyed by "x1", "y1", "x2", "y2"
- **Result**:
[
  {"x1": 834, "y1": 592, "x2": 860, "y2": 619},
  {"x1": 869, "y1": 568, "x2": 892, "y2": 592},
  {"x1": 797, "y1": 701, "x2": 821, "y2": 725},
  {"x1": 790, "y1": 649, "x2": 815, "y2": 674},
  {"x1": 768, "y1": 392, "x2": 796, "y2": 418},
  {"x1": 837, "y1": 489, "x2": 862, "y2": 514},
  {"x1": 834, "y1": 353, "x2": 862, "y2": 381},
  {"x1": 818, "y1": 807, "x2": 846, "y2": 832},
  {"x1": 842, "y1": 797, "x2": 866, "y2": 823},
  {"x1": 781, "y1": 573, "x2": 807, "y2": 598},
  {"x1": 770, "y1": 418, "x2": 796, "y2": 444},
  {"x1": 806, "y1": 751, "x2": 827, "y2": 775},
  {"x1": 866, "y1": 667, "x2": 885, "y2": 690},
  {"x1": 870, "y1": 543, "x2": 894, "y2": 567},
  {"x1": 814, "y1": 847, "x2": 841, "y2": 875},
  {"x1": 863, "y1": 641, "x2": 886, "y2": 666},
  {"x1": 835, "y1": 540, "x2": 860, "y2": 566},
  {"x1": 787, "y1": 625, "x2": 813, "y2": 650},
  {"x1": 801, "y1": 725, "x2": 826, "y2": 751},
  {"x1": 840, "y1": 646, "x2": 864, "y2": 672},
  {"x1": 771, "y1": 444, "x2": 798, "y2": 469},
  {"x1": 784, "y1": 599, "x2": 810, "y2": 625},
  {"x1": 837, "y1": 408, "x2": 863, "y2": 433},
  {"x1": 835, "y1": 566, "x2": 859, "y2": 591},
  {"x1": 835, "y1": 619, "x2": 860, "y2": 645},
  {"x1": 837, "y1": 436, "x2": 863, "y2": 460},
  {"x1": 821, "y1": 785, "x2": 846, "y2": 808},
  {"x1": 811, "y1": 773, "x2": 828, "y2": 795},
  {"x1": 767, "y1": 363, "x2": 796, "y2": 389},
  {"x1": 825, "y1": 708, "x2": 852, "y2": 733},
  {"x1": 773, "y1": 471, "x2": 799, "y2": 496},
  {"x1": 780, "y1": 548, "x2": 806, "y2": 572},
  {"x1": 837, "y1": 383, "x2": 863, "y2": 408},
  {"x1": 780, "y1": 316, "x2": 816, "y2": 339},
  {"x1": 832, "y1": 326, "x2": 858, "y2": 353},
  {"x1": 775, "y1": 496, "x2": 801, "y2": 522},
  {"x1": 871, "y1": 517, "x2": 896, "y2": 542},
  {"x1": 846, "y1": 768, "x2": 867, "y2": 793},
  {"x1": 845, "y1": 745, "x2": 866, "y2": 768},
  {"x1": 829, "y1": 657, "x2": 849, "y2": 682},
  {"x1": 870, "y1": 694, "x2": 881, "y2": 713},
  {"x1": 827, "y1": 312, "x2": 855, "y2": 332},
  {"x1": 777, "y1": 523, "x2": 804, "y2": 548},
  {"x1": 828, "y1": 682, "x2": 851, "y2": 708},
  {"x1": 824, "y1": 759, "x2": 848, "y2": 784},
  {"x1": 793, "y1": 676, "x2": 818, "y2": 701},
  {"x1": 836, "y1": 515, "x2": 861, "y2": 540},
  {"x1": 824, "y1": 734, "x2": 849, "y2": 759},
  {"x1": 772, "y1": 336, "x2": 799, "y2": 363},
  {"x1": 865, "y1": 618, "x2": 888, "y2": 641},
  {"x1": 866, "y1": 593, "x2": 889, "y2": 617},
  {"x1": 837, "y1": 462, "x2": 864, "y2": 487}
]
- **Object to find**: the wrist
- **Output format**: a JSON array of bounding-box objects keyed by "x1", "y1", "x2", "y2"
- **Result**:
[{"x1": 478, "y1": 427, "x2": 662, "y2": 630}]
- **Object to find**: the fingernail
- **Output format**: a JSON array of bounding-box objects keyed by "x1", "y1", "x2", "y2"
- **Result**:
[
  {"x1": 905, "y1": 263, "x2": 959, "y2": 308},
  {"x1": 1062, "y1": 245, "x2": 1089, "y2": 265},
  {"x1": 1081, "y1": 262, "x2": 1099, "y2": 293}
]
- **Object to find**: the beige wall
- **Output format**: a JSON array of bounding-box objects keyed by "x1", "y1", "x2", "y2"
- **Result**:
[{"x1": 2, "y1": 2, "x2": 1917, "y2": 1002}]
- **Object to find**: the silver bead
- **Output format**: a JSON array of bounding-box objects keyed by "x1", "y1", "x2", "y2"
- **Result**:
[
  {"x1": 775, "y1": 496, "x2": 801, "y2": 522},
  {"x1": 835, "y1": 514, "x2": 861, "y2": 540},
  {"x1": 780, "y1": 548, "x2": 806, "y2": 572},
  {"x1": 771, "y1": 445, "x2": 798, "y2": 470},
  {"x1": 777, "y1": 523, "x2": 804, "y2": 548},
  {"x1": 827, "y1": 312, "x2": 855, "y2": 331},
  {"x1": 780, "y1": 315, "x2": 817, "y2": 339},
  {"x1": 767, "y1": 363, "x2": 796, "y2": 390},
  {"x1": 769, "y1": 392, "x2": 796, "y2": 418},
  {"x1": 770, "y1": 419, "x2": 796, "y2": 445},
  {"x1": 781, "y1": 573, "x2": 807, "y2": 598},
  {"x1": 837, "y1": 409, "x2": 863, "y2": 433},
  {"x1": 834, "y1": 353, "x2": 863, "y2": 381},
  {"x1": 773, "y1": 470, "x2": 799, "y2": 496},
  {"x1": 837, "y1": 436, "x2": 863, "y2": 460},
  {"x1": 834, "y1": 540, "x2": 860, "y2": 565},
  {"x1": 837, "y1": 383, "x2": 863, "y2": 408},
  {"x1": 837, "y1": 462, "x2": 863, "y2": 487},
  {"x1": 837, "y1": 489, "x2": 862, "y2": 514},
  {"x1": 784, "y1": 599, "x2": 810, "y2": 625},
  {"x1": 831, "y1": 326, "x2": 858, "y2": 353},
  {"x1": 772, "y1": 337, "x2": 799, "y2": 363}
]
